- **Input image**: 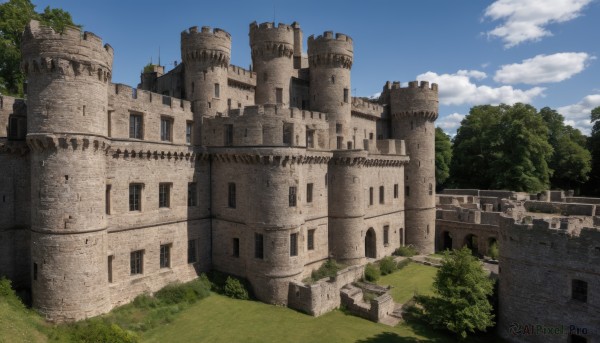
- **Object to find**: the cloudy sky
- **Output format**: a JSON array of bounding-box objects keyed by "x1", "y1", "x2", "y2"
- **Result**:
[{"x1": 32, "y1": 0, "x2": 600, "y2": 135}]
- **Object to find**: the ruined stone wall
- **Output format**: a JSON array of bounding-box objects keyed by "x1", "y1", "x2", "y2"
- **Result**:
[
  {"x1": 498, "y1": 216, "x2": 600, "y2": 343},
  {"x1": 287, "y1": 264, "x2": 364, "y2": 316},
  {"x1": 524, "y1": 200, "x2": 595, "y2": 216}
]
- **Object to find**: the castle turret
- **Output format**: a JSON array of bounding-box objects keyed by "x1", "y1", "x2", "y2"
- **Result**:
[
  {"x1": 21, "y1": 20, "x2": 113, "y2": 321},
  {"x1": 249, "y1": 22, "x2": 295, "y2": 106},
  {"x1": 181, "y1": 26, "x2": 231, "y2": 130},
  {"x1": 307, "y1": 32, "x2": 353, "y2": 149},
  {"x1": 388, "y1": 81, "x2": 438, "y2": 253}
]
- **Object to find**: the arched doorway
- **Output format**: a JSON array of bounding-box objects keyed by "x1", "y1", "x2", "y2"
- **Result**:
[
  {"x1": 487, "y1": 237, "x2": 498, "y2": 259},
  {"x1": 365, "y1": 228, "x2": 376, "y2": 258},
  {"x1": 464, "y1": 234, "x2": 479, "y2": 255},
  {"x1": 442, "y1": 231, "x2": 453, "y2": 251}
]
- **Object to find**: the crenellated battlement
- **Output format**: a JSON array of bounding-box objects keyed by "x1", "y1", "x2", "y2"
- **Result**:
[
  {"x1": 26, "y1": 133, "x2": 111, "y2": 154},
  {"x1": 307, "y1": 31, "x2": 353, "y2": 69},
  {"x1": 21, "y1": 20, "x2": 113, "y2": 81},
  {"x1": 387, "y1": 80, "x2": 439, "y2": 120},
  {"x1": 181, "y1": 26, "x2": 231, "y2": 66},
  {"x1": 110, "y1": 83, "x2": 192, "y2": 112},
  {"x1": 250, "y1": 21, "x2": 295, "y2": 60}
]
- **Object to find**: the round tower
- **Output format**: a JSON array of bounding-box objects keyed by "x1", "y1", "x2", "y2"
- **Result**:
[
  {"x1": 249, "y1": 22, "x2": 295, "y2": 106},
  {"x1": 307, "y1": 31, "x2": 353, "y2": 149},
  {"x1": 328, "y1": 150, "x2": 366, "y2": 264},
  {"x1": 181, "y1": 26, "x2": 231, "y2": 123},
  {"x1": 21, "y1": 20, "x2": 113, "y2": 321},
  {"x1": 389, "y1": 81, "x2": 438, "y2": 254}
]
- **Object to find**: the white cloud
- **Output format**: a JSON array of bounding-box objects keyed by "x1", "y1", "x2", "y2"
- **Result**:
[
  {"x1": 494, "y1": 52, "x2": 593, "y2": 84},
  {"x1": 557, "y1": 94, "x2": 600, "y2": 134},
  {"x1": 457, "y1": 70, "x2": 487, "y2": 80},
  {"x1": 484, "y1": 0, "x2": 592, "y2": 48},
  {"x1": 417, "y1": 70, "x2": 545, "y2": 106},
  {"x1": 437, "y1": 113, "x2": 466, "y2": 134}
]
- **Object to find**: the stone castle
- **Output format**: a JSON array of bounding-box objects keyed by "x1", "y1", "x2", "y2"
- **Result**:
[
  {"x1": 0, "y1": 20, "x2": 437, "y2": 321},
  {"x1": 2, "y1": 19, "x2": 597, "y2": 343}
]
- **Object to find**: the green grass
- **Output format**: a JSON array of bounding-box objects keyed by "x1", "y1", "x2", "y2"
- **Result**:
[
  {"x1": 0, "y1": 300, "x2": 50, "y2": 343},
  {"x1": 377, "y1": 262, "x2": 438, "y2": 304},
  {"x1": 142, "y1": 293, "x2": 449, "y2": 343}
]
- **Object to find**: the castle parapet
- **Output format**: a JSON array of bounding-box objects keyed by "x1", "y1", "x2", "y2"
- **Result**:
[
  {"x1": 249, "y1": 21, "x2": 295, "y2": 59},
  {"x1": 307, "y1": 31, "x2": 353, "y2": 69},
  {"x1": 387, "y1": 80, "x2": 438, "y2": 120},
  {"x1": 227, "y1": 64, "x2": 256, "y2": 87},
  {"x1": 110, "y1": 83, "x2": 192, "y2": 112},
  {"x1": 351, "y1": 97, "x2": 383, "y2": 119},
  {"x1": 181, "y1": 26, "x2": 231, "y2": 66}
]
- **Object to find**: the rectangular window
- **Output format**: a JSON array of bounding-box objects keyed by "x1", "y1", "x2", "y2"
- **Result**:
[
  {"x1": 405, "y1": 186, "x2": 410, "y2": 197},
  {"x1": 188, "y1": 239, "x2": 197, "y2": 263},
  {"x1": 384, "y1": 225, "x2": 390, "y2": 245},
  {"x1": 130, "y1": 250, "x2": 143, "y2": 275},
  {"x1": 105, "y1": 185, "x2": 111, "y2": 215},
  {"x1": 227, "y1": 98, "x2": 232, "y2": 109},
  {"x1": 343, "y1": 88, "x2": 349, "y2": 103},
  {"x1": 337, "y1": 136, "x2": 343, "y2": 150},
  {"x1": 289, "y1": 186, "x2": 297, "y2": 207},
  {"x1": 255, "y1": 233, "x2": 264, "y2": 259},
  {"x1": 283, "y1": 123, "x2": 293, "y2": 145},
  {"x1": 290, "y1": 233, "x2": 298, "y2": 256},
  {"x1": 8, "y1": 117, "x2": 19, "y2": 139},
  {"x1": 228, "y1": 183, "x2": 236, "y2": 208},
  {"x1": 369, "y1": 187, "x2": 374, "y2": 205},
  {"x1": 129, "y1": 113, "x2": 143, "y2": 139},
  {"x1": 394, "y1": 184, "x2": 399, "y2": 199},
  {"x1": 233, "y1": 238, "x2": 240, "y2": 257},
  {"x1": 108, "y1": 255, "x2": 113, "y2": 283},
  {"x1": 186, "y1": 121, "x2": 193, "y2": 144},
  {"x1": 307, "y1": 229, "x2": 315, "y2": 250},
  {"x1": 214, "y1": 83, "x2": 220, "y2": 98},
  {"x1": 379, "y1": 186, "x2": 385, "y2": 204},
  {"x1": 306, "y1": 129, "x2": 314, "y2": 148},
  {"x1": 276, "y1": 87, "x2": 283, "y2": 104},
  {"x1": 369, "y1": 132, "x2": 374, "y2": 140},
  {"x1": 224, "y1": 124, "x2": 234, "y2": 146},
  {"x1": 161, "y1": 117, "x2": 173, "y2": 142},
  {"x1": 336, "y1": 123, "x2": 342, "y2": 134},
  {"x1": 572, "y1": 279, "x2": 588, "y2": 302},
  {"x1": 188, "y1": 182, "x2": 197, "y2": 206},
  {"x1": 160, "y1": 244, "x2": 171, "y2": 268},
  {"x1": 429, "y1": 183, "x2": 433, "y2": 196},
  {"x1": 306, "y1": 183, "x2": 313, "y2": 203},
  {"x1": 129, "y1": 184, "x2": 142, "y2": 211},
  {"x1": 159, "y1": 183, "x2": 171, "y2": 208},
  {"x1": 107, "y1": 111, "x2": 112, "y2": 137}
]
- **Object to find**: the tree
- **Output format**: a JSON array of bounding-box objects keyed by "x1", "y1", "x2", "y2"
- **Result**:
[
  {"x1": 0, "y1": 0, "x2": 78, "y2": 96},
  {"x1": 540, "y1": 107, "x2": 591, "y2": 191},
  {"x1": 450, "y1": 103, "x2": 553, "y2": 192},
  {"x1": 415, "y1": 247, "x2": 495, "y2": 339},
  {"x1": 585, "y1": 106, "x2": 600, "y2": 195},
  {"x1": 435, "y1": 127, "x2": 452, "y2": 188}
]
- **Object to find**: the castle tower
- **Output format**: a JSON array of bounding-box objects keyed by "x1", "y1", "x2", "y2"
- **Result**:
[
  {"x1": 249, "y1": 22, "x2": 295, "y2": 106},
  {"x1": 388, "y1": 81, "x2": 438, "y2": 253},
  {"x1": 21, "y1": 20, "x2": 113, "y2": 321},
  {"x1": 307, "y1": 31, "x2": 353, "y2": 149},
  {"x1": 328, "y1": 150, "x2": 366, "y2": 264},
  {"x1": 181, "y1": 26, "x2": 231, "y2": 138}
]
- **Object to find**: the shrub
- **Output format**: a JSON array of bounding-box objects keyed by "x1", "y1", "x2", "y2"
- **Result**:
[
  {"x1": 397, "y1": 258, "x2": 411, "y2": 270},
  {"x1": 364, "y1": 263, "x2": 380, "y2": 282},
  {"x1": 70, "y1": 320, "x2": 139, "y2": 343},
  {"x1": 488, "y1": 241, "x2": 499, "y2": 260},
  {"x1": 393, "y1": 245, "x2": 418, "y2": 257},
  {"x1": 0, "y1": 277, "x2": 24, "y2": 309},
  {"x1": 224, "y1": 276, "x2": 249, "y2": 300},
  {"x1": 132, "y1": 293, "x2": 159, "y2": 309},
  {"x1": 310, "y1": 259, "x2": 343, "y2": 281},
  {"x1": 379, "y1": 256, "x2": 397, "y2": 275},
  {"x1": 154, "y1": 278, "x2": 210, "y2": 305}
]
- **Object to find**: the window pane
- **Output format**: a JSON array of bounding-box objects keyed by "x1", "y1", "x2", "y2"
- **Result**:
[{"x1": 255, "y1": 233, "x2": 264, "y2": 259}]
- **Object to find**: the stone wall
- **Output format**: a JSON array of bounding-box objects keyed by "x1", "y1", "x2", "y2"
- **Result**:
[
  {"x1": 287, "y1": 264, "x2": 364, "y2": 316},
  {"x1": 524, "y1": 200, "x2": 595, "y2": 216}
]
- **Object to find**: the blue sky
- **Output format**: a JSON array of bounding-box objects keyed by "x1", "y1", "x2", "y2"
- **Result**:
[{"x1": 31, "y1": 0, "x2": 600, "y2": 135}]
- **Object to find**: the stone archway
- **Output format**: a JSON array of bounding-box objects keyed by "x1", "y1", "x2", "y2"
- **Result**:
[
  {"x1": 365, "y1": 228, "x2": 376, "y2": 258},
  {"x1": 464, "y1": 234, "x2": 479, "y2": 255},
  {"x1": 442, "y1": 231, "x2": 453, "y2": 251}
]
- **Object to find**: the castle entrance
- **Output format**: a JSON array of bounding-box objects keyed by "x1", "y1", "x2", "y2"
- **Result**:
[
  {"x1": 442, "y1": 231, "x2": 453, "y2": 251},
  {"x1": 464, "y1": 234, "x2": 479, "y2": 255},
  {"x1": 365, "y1": 228, "x2": 376, "y2": 258}
]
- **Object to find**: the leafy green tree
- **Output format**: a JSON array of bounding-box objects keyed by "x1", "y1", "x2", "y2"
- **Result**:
[
  {"x1": 540, "y1": 107, "x2": 591, "y2": 191},
  {"x1": 415, "y1": 247, "x2": 495, "y2": 339},
  {"x1": 0, "y1": 0, "x2": 78, "y2": 96},
  {"x1": 435, "y1": 127, "x2": 452, "y2": 188},
  {"x1": 450, "y1": 103, "x2": 553, "y2": 192},
  {"x1": 585, "y1": 106, "x2": 600, "y2": 195}
]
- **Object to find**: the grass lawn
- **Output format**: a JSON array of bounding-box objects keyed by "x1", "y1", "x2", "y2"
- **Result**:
[
  {"x1": 142, "y1": 293, "x2": 450, "y2": 343},
  {"x1": 0, "y1": 299, "x2": 49, "y2": 343},
  {"x1": 377, "y1": 262, "x2": 438, "y2": 304}
]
